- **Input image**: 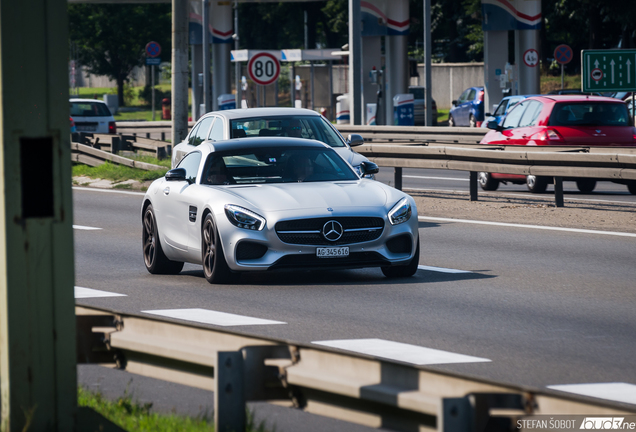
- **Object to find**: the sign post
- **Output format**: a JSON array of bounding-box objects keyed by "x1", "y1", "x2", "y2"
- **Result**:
[
  {"x1": 145, "y1": 41, "x2": 162, "y2": 121},
  {"x1": 554, "y1": 44, "x2": 573, "y2": 89}
]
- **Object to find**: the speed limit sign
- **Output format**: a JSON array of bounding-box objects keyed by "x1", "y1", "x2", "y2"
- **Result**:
[{"x1": 247, "y1": 52, "x2": 280, "y2": 86}]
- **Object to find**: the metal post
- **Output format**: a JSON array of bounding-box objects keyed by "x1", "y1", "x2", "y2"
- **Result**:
[
  {"x1": 348, "y1": 0, "x2": 362, "y2": 124},
  {"x1": 202, "y1": 0, "x2": 210, "y2": 113},
  {"x1": 554, "y1": 177, "x2": 564, "y2": 207},
  {"x1": 394, "y1": 167, "x2": 403, "y2": 191},
  {"x1": 0, "y1": 0, "x2": 77, "y2": 429},
  {"x1": 329, "y1": 61, "x2": 333, "y2": 119},
  {"x1": 215, "y1": 351, "x2": 245, "y2": 432},
  {"x1": 234, "y1": 0, "x2": 242, "y2": 107},
  {"x1": 151, "y1": 65, "x2": 156, "y2": 121},
  {"x1": 423, "y1": 0, "x2": 433, "y2": 126},
  {"x1": 290, "y1": 64, "x2": 296, "y2": 106},
  {"x1": 172, "y1": 0, "x2": 189, "y2": 146},
  {"x1": 304, "y1": 10, "x2": 308, "y2": 50},
  {"x1": 561, "y1": 64, "x2": 564, "y2": 90},
  {"x1": 310, "y1": 62, "x2": 315, "y2": 110},
  {"x1": 469, "y1": 171, "x2": 478, "y2": 201}
]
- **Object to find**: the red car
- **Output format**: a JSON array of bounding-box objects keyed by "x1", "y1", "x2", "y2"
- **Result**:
[{"x1": 479, "y1": 95, "x2": 636, "y2": 194}]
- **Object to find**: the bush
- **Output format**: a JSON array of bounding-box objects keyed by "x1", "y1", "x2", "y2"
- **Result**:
[{"x1": 138, "y1": 85, "x2": 170, "y2": 109}]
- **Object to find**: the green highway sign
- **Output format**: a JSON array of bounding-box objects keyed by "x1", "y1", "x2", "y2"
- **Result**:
[{"x1": 581, "y1": 49, "x2": 636, "y2": 92}]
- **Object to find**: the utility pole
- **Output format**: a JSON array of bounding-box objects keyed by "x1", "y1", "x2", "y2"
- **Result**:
[
  {"x1": 172, "y1": 0, "x2": 189, "y2": 145},
  {"x1": 423, "y1": 0, "x2": 433, "y2": 126},
  {"x1": 234, "y1": 0, "x2": 242, "y2": 107}
]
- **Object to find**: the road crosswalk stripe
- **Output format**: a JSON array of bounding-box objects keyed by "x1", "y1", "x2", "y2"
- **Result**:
[
  {"x1": 547, "y1": 382, "x2": 636, "y2": 405},
  {"x1": 141, "y1": 308, "x2": 287, "y2": 326},
  {"x1": 74, "y1": 286, "x2": 127, "y2": 298},
  {"x1": 73, "y1": 225, "x2": 102, "y2": 230},
  {"x1": 418, "y1": 265, "x2": 472, "y2": 274},
  {"x1": 312, "y1": 338, "x2": 490, "y2": 366}
]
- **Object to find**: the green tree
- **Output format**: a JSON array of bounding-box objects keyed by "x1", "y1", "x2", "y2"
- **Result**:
[{"x1": 69, "y1": 4, "x2": 171, "y2": 106}]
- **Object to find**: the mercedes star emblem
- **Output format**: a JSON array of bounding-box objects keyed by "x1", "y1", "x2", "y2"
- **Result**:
[{"x1": 322, "y1": 220, "x2": 343, "y2": 241}]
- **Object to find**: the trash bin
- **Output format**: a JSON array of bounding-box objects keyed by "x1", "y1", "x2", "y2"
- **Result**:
[
  {"x1": 161, "y1": 98, "x2": 171, "y2": 120},
  {"x1": 393, "y1": 94, "x2": 414, "y2": 126},
  {"x1": 366, "y1": 103, "x2": 377, "y2": 125},
  {"x1": 336, "y1": 94, "x2": 350, "y2": 124},
  {"x1": 217, "y1": 94, "x2": 236, "y2": 110}
]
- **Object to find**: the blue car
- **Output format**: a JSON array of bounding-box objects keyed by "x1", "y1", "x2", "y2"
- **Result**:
[
  {"x1": 448, "y1": 87, "x2": 484, "y2": 127},
  {"x1": 480, "y1": 94, "x2": 539, "y2": 128}
]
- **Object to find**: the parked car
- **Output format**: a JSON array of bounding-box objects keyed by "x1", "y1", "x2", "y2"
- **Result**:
[
  {"x1": 448, "y1": 87, "x2": 484, "y2": 127},
  {"x1": 70, "y1": 117, "x2": 76, "y2": 133},
  {"x1": 69, "y1": 98, "x2": 116, "y2": 134},
  {"x1": 172, "y1": 107, "x2": 373, "y2": 178},
  {"x1": 143, "y1": 138, "x2": 419, "y2": 283},
  {"x1": 481, "y1": 95, "x2": 539, "y2": 128},
  {"x1": 602, "y1": 91, "x2": 633, "y2": 100},
  {"x1": 408, "y1": 86, "x2": 438, "y2": 126},
  {"x1": 479, "y1": 95, "x2": 636, "y2": 194}
]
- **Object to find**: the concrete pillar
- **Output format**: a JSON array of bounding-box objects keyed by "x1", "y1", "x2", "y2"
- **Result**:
[
  {"x1": 515, "y1": 30, "x2": 540, "y2": 95},
  {"x1": 191, "y1": 44, "x2": 203, "y2": 120},
  {"x1": 362, "y1": 36, "x2": 381, "y2": 118},
  {"x1": 211, "y1": 1, "x2": 233, "y2": 110},
  {"x1": 348, "y1": 0, "x2": 362, "y2": 125},
  {"x1": 202, "y1": 0, "x2": 211, "y2": 113},
  {"x1": 173, "y1": 0, "x2": 190, "y2": 145},
  {"x1": 384, "y1": 0, "x2": 409, "y2": 125},
  {"x1": 0, "y1": 0, "x2": 76, "y2": 430},
  {"x1": 483, "y1": 30, "x2": 508, "y2": 115}
]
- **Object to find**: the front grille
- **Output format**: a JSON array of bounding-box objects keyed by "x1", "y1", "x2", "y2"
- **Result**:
[
  {"x1": 275, "y1": 217, "x2": 384, "y2": 246},
  {"x1": 269, "y1": 251, "x2": 389, "y2": 271}
]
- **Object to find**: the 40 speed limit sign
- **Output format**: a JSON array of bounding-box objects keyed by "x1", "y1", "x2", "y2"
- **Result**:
[{"x1": 248, "y1": 52, "x2": 280, "y2": 86}]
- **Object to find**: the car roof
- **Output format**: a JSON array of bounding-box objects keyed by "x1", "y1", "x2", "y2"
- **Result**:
[
  {"x1": 528, "y1": 95, "x2": 624, "y2": 103},
  {"x1": 201, "y1": 107, "x2": 321, "y2": 121},
  {"x1": 201, "y1": 136, "x2": 330, "y2": 153},
  {"x1": 69, "y1": 98, "x2": 108, "y2": 104}
]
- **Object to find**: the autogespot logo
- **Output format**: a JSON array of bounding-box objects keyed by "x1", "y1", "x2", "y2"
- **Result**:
[
  {"x1": 580, "y1": 417, "x2": 627, "y2": 429},
  {"x1": 322, "y1": 220, "x2": 343, "y2": 241}
]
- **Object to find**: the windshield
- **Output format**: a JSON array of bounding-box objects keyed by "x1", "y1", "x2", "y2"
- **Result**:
[
  {"x1": 201, "y1": 146, "x2": 358, "y2": 185},
  {"x1": 230, "y1": 115, "x2": 345, "y2": 148},
  {"x1": 549, "y1": 102, "x2": 630, "y2": 126},
  {"x1": 70, "y1": 102, "x2": 112, "y2": 117}
]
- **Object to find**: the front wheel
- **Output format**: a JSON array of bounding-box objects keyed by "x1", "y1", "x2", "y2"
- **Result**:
[
  {"x1": 576, "y1": 179, "x2": 596, "y2": 193},
  {"x1": 526, "y1": 175, "x2": 549, "y2": 194},
  {"x1": 382, "y1": 239, "x2": 420, "y2": 278},
  {"x1": 142, "y1": 205, "x2": 184, "y2": 275},
  {"x1": 447, "y1": 115, "x2": 455, "y2": 127},
  {"x1": 202, "y1": 214, "x2": 237, "y2": 284},
  {"x1": 478, "y1": 172, "x2": 499, "y2": 191}
]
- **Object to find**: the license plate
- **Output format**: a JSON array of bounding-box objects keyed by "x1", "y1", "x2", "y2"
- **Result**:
[
  {"x1": 77, "y1": 125, "x2": 96, "y2": 132},
  {"x1": 316, "y1": 247, "x2": 349, "y2": 258}
]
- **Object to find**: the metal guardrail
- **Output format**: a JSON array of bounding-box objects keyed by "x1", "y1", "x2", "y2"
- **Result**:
[
  {"x1": 71, "y1": 143, "x2": 165, "y2": 171},
  {"x1": 76, "y1": 305, "x2": 635, "y2": 432},
  {"x1": 72, "y1": 132, "x2": 172, "y2": 160},
  {"x1": 335, "y1": 124, "x2": 488, "y2": 144}
]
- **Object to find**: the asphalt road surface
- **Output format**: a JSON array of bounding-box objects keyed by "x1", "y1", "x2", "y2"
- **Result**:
[{"x1": 74, "y1": 181, "x2": 636, "y2": 430}]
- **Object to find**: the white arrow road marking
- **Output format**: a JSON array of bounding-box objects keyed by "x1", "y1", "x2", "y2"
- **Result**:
[
  {"x1": 611, "y1": 59, "x2": 615, "y2": 83},
  {"x1": 547, "y1": 383, "x2": 636, "y2": 405},
  {"x1": 628, "y1": 59, "x2": 632, "y2": 84},
  {"x1": 418, "y1": 265, "x2": 472, "y2": 274},
  {"x1": 75, "y1": 286, "x2": 127, "y2": 298},
  {"x1": 588, "y1": 57, "x2": 592, "y2": 88},
  {"x1": 73, "y1": 225, "x2": 102, "y2": 230},
  {"x1": 312, "y1": 338, "x2": 491, "y2": 366},
  {"x1": 141, "y1": 308, "x2": 287, "y2": 326}
]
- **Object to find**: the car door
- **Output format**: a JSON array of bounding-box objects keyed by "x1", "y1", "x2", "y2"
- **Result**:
[
  {"x1": 514, "y1": 101, "x2": 544, "y2": 145},
  {"x1": 460, "y1": 88, "x2": 476, "y2": 125},
  {"x1": 486, "y1": 100, "x2": 529, "y2": 145},
  {"x1": 452, "y1": 89, "x2": 469, "y2": 125}
]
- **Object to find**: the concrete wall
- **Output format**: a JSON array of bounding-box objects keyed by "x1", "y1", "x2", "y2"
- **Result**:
[
  {"x1": 70, "y1": 65, "x2": 149, "y2": 88},
  {"x1": 413, "y1": 63, "x2": 485, "y2": 110}
]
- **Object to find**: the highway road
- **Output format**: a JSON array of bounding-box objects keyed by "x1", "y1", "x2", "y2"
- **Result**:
[{"x1": 74, "y1": 180, "x2": 636, "y2": 430}]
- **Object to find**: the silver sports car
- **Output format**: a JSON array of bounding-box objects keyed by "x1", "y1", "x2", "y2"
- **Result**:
[{"x1": 142, "y1": 137, "x2": 419, "y2": 283}]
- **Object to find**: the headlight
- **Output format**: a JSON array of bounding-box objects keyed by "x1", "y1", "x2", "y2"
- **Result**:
[
  {"x1": 388, "y1": 198, "x2": 411, "y2": 225},
  {"x1": 224, "y1": 204, "x2": 266, "y2": 231}
]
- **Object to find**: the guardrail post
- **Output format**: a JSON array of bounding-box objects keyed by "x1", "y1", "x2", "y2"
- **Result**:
[
  {"x1": 161, "y1": 132, "x2": 166, "y2": 142},
  {"x1": 554, "y1": 177, "x2": 564, "y2": 208},
  {"x1": 441, "y1": 397, "x2": 471, "y2": 432},
  {"x1": 394, "y1": 167, "x2": 403, "y2": 190},
  {"x1": 469, "y1": 171, "x2": 478, "y2": 201},
  {"x1": 216, "y1": 351, "x2": 246, "y2": 432}
]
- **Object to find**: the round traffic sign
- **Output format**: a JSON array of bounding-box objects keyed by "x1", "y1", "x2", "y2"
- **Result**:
[
  {"x1": 553, "y1": 44, "x2": 573, "y2": 65},
  {"x1": 591, "y1": 68, "x2": 603, "y2": 82},
  {"x1": 247, "y1": 53, "x2": 280, "y2": 86},
  {"x1": 523, "y1": 49, "x2": 539, "y2": 67},
  {"x1": 145, "y1": 41, "x2": 161, "y2": 58}
]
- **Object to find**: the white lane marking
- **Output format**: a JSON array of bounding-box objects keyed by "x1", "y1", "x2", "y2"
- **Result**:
[
  {"x1": 419, "y1": 216, "x2": 636, "y2": 238},
  {"x1": 547, "y1": 382, "x2": 636, "y2": 405},
  {"x1": 73, "y1": 186, "x2": 146, "y2": 196},
  {"x1": 74, "y1": 286, "x2": 127, "y2": 298},
  {"x1": 404, "y1": 175, "x2": 469, "y2": 182},
  {"x1": 312, "y1": 338, "x2": 490, "y2": 366},
  {"x1": 73, "y1": 225, "x2": 102, "y2": 230},
  {"x1": 141, "y1": 308, "x2": 287, "y2": 326},
  {"x1": 418, "y1": 265, "x2": 472, "y2": 274}
]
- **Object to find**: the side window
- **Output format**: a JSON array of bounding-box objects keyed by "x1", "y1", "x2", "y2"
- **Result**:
[
  {"x1": 187, "y1": 123, "x2": 201, "y2": 146},
  {"x1": 502, "y1": 101, "x2": 529, "y2": 129},
  {"x1": 506, "y1": 98, "x2": 523, "y2": 113},
  {"x1": 457, "y1": 89, "x2": 469, "y2": 103},
  {"x1": 494, "y1": 100, "x2": 508, "y2": 116},
  {"x1": 176, "y1": 151, "x2": 202, "y2": 183},
  {"x1": 467, "y1": 89, "x2": 476, "y2": 101},
  {"x1": 208, "y1": 117, "x2": 224, "y2": 141},
  {"x1": 518, "y1": 101, "x2": 543, "y2": 127},
  {"x1": 192, "y1": 117, "x2": 214, "y2": 146}
]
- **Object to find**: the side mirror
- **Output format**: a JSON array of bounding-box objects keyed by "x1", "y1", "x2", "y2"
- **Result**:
[
  {"x1": 165, "y1": 167, "x2": 187, "y2": 182},
  {"x1": 485, "y1": 112, "x2": 492, "y2": 117},
  {"x1": 486, "y1": 120, "x2": 502, "y2": 132},
  {"x1": 347, "y1": 134, "x2": 364, "y2": 147},
  {"x1": 360, "y1": 161, "x2": 379, "y2": 176},
  {"x1": 452, "y1": 100, "x2": 458, "y2": 106}
]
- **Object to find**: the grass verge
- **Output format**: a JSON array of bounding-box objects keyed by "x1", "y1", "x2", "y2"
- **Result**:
[
  {"x1": 72, "y1": 159, "x2": 168, "y2": 184},
  {"x1": 78, "y1": 386, "x2": 273, "y2": 432}
]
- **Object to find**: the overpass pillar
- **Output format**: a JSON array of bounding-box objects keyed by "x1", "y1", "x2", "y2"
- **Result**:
[
  {"x1": 348, "y1": 0, "x2": 363, "y2": 124},
  {"x1": 173, "y1": 0, "x2": 190, "y2": 145},
  {"x1": 383, "y1": 0, "x2": 409, "y2": 125},
  {"x1": 211, "y1": 1, "x2": 233, "y2": 110},
  {"x1": 483, "y1": 31, "x2": 508, "y2": 115},
  {"x1": 515, "y1": 29, "x2": 541, "y2": 95}
]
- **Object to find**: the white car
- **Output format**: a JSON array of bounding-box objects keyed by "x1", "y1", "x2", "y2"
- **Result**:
[
  {"x1": 69, "y1": 98, "x2": 116, "y2": 134},
  {"x1": 172, "y1": 107, "x2": 373, "y2": 178}
]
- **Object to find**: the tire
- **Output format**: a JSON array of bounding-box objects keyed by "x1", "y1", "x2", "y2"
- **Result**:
[
  {"x1": 447, "y1": 114, "x2": 455, "y2": 127},
  {"x1": 142, "y1": 204, "x2": 184, "y2": 275},
  {"x1": 628, "y1": 181, "x2": 636, "y2": 195},
  {"x1": 381, "y1": 238, "x2": 420, "y2": 278},
  {"x1": 576, "y1": 179, "x2": 596, "y2": 193},
  {"x1": 469, "y1": 114, "x2": 477, "y2": 128},
  {"x1": 201, "y1": 213, "x2": 237, "y2": 284},
  {"x1": 526, "y1": 175, "x2": 549, "y2": 194},
  {"x1": 478, "y1": 172, "x2": 499, "y2": 191}
]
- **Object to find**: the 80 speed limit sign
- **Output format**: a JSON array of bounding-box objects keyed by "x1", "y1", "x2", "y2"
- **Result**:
[{"x1": 248, "y1": 52, "x2": 280, "y2": 86}]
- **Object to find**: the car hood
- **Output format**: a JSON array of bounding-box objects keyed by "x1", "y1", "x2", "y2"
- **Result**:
[{"x1": 219, "y1": 180, "x2": 390, "y2": 212}]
